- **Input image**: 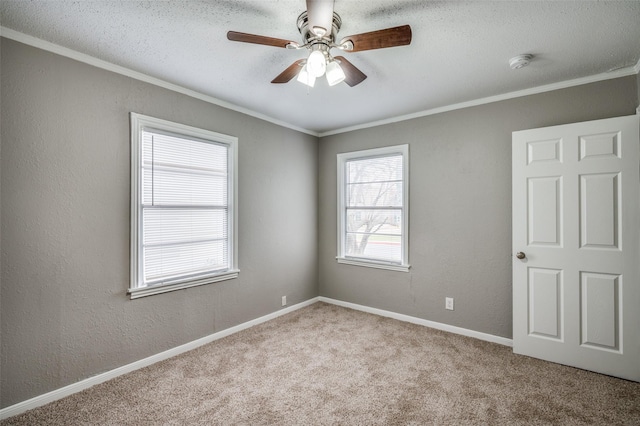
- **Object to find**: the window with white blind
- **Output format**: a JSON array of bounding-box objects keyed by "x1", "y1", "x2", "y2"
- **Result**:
[
  {"x1": 129, "y1": 113, "x2": 238, "y2": 299},
  {"x1": 337, "y1": 145, "x2": 409, "y2": 272}
]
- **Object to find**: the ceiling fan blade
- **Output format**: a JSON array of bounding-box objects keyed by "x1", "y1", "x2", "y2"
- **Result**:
[
  {"x1": 306, "y1": 0, "x2": 334, "y2": 36},
  {"x1": 334, "y1": 56, "x2": 367, "y2": 87},
  {"x1": 227, "y1": 31, "x2": 296, "y2": 48},
  {"x1": 271, "y1": 59, "x2": 306, "y2": 84},
  {"x1": 339, "y1": 25, "x2": 412, "y2": 52}
]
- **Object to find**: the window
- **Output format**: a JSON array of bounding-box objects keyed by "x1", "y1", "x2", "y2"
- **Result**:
[
  {"x1": 129, "y1": 113, "x2": 238, "y2": 298},
  {"x1": 337, "y1": 145, "x2": 409, "y2": 272}
]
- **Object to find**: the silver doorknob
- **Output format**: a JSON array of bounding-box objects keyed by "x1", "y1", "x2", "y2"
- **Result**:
[{"x1": 516, "y1": 252, "x2": 526, "y2": 259}]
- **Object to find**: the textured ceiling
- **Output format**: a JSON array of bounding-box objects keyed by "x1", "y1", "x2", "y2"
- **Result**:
[{"x1": 1, "y1": 1, "x2": 639, "y2": 134}]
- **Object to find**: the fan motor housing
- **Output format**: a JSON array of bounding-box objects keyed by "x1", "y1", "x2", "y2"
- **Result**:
[{"x1": 297, "y1": 11, "x2": 342, "y2": 43}]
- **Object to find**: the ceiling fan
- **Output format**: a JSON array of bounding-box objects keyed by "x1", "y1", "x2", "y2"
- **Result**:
[{"x1": 227, "y1": 0, "x2": 412, "y2": 88}]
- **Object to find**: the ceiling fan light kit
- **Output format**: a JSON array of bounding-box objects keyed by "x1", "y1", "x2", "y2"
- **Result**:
[
  {"x1": 296, "y1": 64, "x2": 316, "y2": 87},
  {"x1": 307, "y1": 49, "x2": 327, "y2": 77},
  {"x1": 326, "y1": 60, "x2": 346, "y2": 86},
  {"x1": 226, "y1": 0, "x2": 412, "y2": 88}
]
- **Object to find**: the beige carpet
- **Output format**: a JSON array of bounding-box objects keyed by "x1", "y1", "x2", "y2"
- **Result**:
[{"x1": 3, "y1": 302, "x2": 640, "y2": 425}]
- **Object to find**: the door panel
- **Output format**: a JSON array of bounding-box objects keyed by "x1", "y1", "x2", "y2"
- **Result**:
[
  {"x1": 579, "y1": 272, "x2": 620, "y2": 352},
  {"x1": 579, "y1": 173, "x2": 619, "y2": 249},
  {"x1": 527, "y1": 138, "x2": 562, "y2": 164},
  {"x1": 528, "y1": 177, "x2": 562, "y2": 246},
  {"x1": 512, "y1": 115, "x2": 639, "y2": 381},
  {"x1": 528, "y1": 268, "x2": 563, "y2": 340},
  {"x1": 579, "y1": 132, "x2": 620, "y2": 160}
]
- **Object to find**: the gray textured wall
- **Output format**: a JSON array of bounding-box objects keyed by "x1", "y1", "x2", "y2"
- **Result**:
[
  {"x1": 0, "y1": 39, "x2": 318, "y2": 408},
  {"x1": 637, "y1": 71, "x2": 640, "y2": 110},
  {"x1": 318, "y1": 76, "x2": 638, "y2": 339},
  {"x1": 2, "y1": 35, "x2": 639, "y2": 410}
]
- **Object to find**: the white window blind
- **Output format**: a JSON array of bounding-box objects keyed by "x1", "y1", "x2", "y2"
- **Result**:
[
  {"x1": 337, "y1": 145, "x2": 409, "y2": 271},
  {"x1": 130, "y1": 114, "x2": 238, "y2": 298},
  {"x1": 142, "y1": 131, "x2": 229, "y2": 284}
]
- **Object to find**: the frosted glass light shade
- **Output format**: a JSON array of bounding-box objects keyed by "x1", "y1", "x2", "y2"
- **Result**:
[
  {"x1": 296, "y1": 65, "x2": 316, "y2": 87},
  {"x1": 307, "y1": 50, "x2": 327, "y2": 77},
  {"x1": 326, "y1": 61, "x2": 346, "y2": 86}
]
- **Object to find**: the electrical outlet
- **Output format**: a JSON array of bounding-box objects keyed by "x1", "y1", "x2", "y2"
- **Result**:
[
  {"x1": 445, "y1": 297, "x2": 454, "y2": 311},
  {"x1": 281, "y1": 296, "x2": 287, "y2": 306}
]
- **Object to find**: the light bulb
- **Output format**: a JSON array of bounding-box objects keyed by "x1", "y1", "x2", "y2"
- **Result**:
[
  {"x1": 306, "y1": 50, "x2": 326, "y2": 78},
  {"x1": 326, "y1": 61, "x2": 346, "y2": 86},
  {"x1": 296, "y1": 64, "x2": 316, "y2": 87}
]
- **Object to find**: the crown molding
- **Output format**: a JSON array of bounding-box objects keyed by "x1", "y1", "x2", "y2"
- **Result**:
[
  {"x1": 2, "y1": 27, "x2": 638, "y2": 139},
  {"x1": 0, "y1": 27, "x2": 319, "y2": 137},
  {"x1": 320, "y1": 64, "x2": 640, "y2": 137}
]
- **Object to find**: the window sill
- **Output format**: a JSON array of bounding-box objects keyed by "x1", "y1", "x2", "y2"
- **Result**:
[
  {"x1": 336, "y1": 257, "x2": 410, "y2": 272},
  {"x1": 128, "y1": 270, "x2": 240, "y2": 299}
]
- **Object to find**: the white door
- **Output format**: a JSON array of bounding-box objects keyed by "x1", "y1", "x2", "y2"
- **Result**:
[{"x1": 512, "y1": 115, "x2": 640, "y2": 381}]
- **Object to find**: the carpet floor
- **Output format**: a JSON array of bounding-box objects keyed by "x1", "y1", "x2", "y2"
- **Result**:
[{"x1": 2, "y1": 302, "x2": 640, "y2": 425}]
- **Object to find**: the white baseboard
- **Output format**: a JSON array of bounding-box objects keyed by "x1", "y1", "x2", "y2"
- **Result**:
[
  {"x1": 0, "y1": 297, "x2": 320, "y2": 420},
  {"x1": 1, "y1": 295, "x2": 512, "y2": 419},
  {"x1": 318, "y1": 297, "x2": 513, "y2": 347}
]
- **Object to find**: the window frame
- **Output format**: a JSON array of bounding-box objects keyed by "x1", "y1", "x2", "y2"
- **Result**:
[
  {"x1": 336, "y1": 144, "x2": 410, "y2": 272},
  {"x1": 129, "y1": 113, "x2": 239, "y2": 299}
]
